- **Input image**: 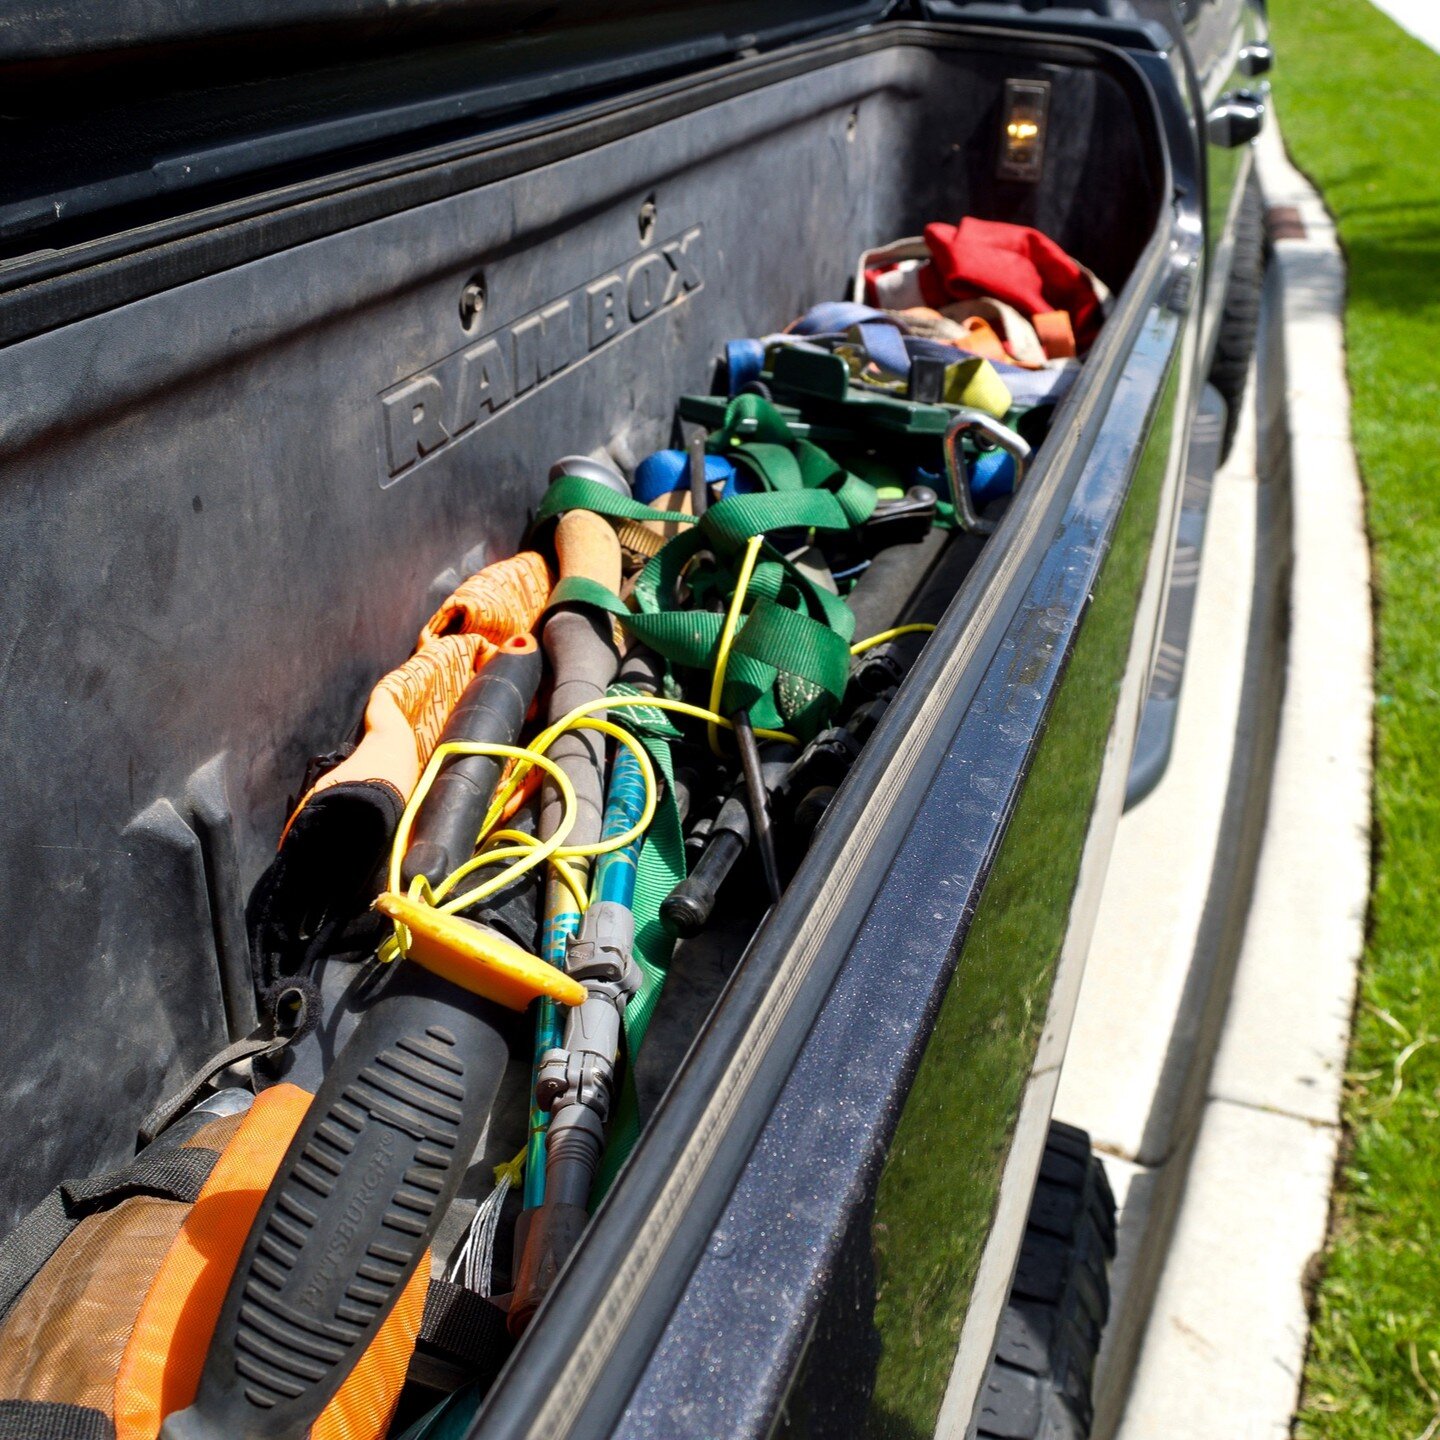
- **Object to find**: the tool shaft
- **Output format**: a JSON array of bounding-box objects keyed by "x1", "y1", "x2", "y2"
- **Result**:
[
  {"x1": 734, "y1": 710, "x2": 782, "y2": 902},
  {"x1": 526, "y1": 509, "x2": 622, "y2": 1210},
  {"x1": 510, "y1": 748, "x2": 647, "y2": 1334},
  {"x1": 687, "y1": 430, "x2": 709, "y2": 517}
]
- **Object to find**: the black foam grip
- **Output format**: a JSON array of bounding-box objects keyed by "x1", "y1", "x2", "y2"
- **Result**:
[
  {"x1": 162, "y1": 966, "x2": 508, "y2": 1440},
  {"x1": 538, "y1": 608, "x2": 619, "y2": 847},
  {"x1": 402, "y1": 645, "x2": 543, "y2": 890}
]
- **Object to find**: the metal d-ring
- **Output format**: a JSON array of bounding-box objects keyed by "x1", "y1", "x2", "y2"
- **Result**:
[{"x1": 943, "y1": 407, "x2": 1033, "y2": 535}]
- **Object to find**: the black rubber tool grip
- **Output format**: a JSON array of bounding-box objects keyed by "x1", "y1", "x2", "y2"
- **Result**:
[
  {"x1": 661, "y1": 796, "x2": 749, "y2": 937},
  {"x1": 661, "y1": 749, "x2": 791, "y2": 937},
  {"x1": 161, "y1": 965, "x2": 509, "y2": 1440},
  {"x1": 401, "y1": 636, "x2": 543, "y2": 891}
]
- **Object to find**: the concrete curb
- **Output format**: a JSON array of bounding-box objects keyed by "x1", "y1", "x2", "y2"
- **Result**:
[
  {"x1": 1056, "y1": 117, "x2": 1372, "y2": 1438},
  {"x1": 1114, "y1": 118, "x2": 1371, "y2": 1437}
]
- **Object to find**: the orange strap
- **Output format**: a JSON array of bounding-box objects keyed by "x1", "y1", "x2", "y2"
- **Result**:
[
  {"x1": 116, "y1": 1085, "x2": 429, "y2": 1440},
  {"x1": 950, "y1": 315, "x2": 1010, "y2": 365},
  {"x1": 1033, "y1": 309, "x2": 1077, "y2": 360}
]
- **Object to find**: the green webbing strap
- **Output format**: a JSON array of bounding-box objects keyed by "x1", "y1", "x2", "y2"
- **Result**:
[
  {"x1": 712, "y1": 390, "x2": 795, "y2": 447},
  {"x1": 548, "y1": 574, "x2": 724, "y2": 668},
  {"x1": 537, "y1": 400, "x2": 876, "y2": 538},
  {"x1": 549, "y1": 572, "x2": 850, "y2": 741},
  {"x1": 594, "y1": 687, "x2": 687, "y2": 1195},
  {"x1": 721, "y1": 595, "x2": 852, "y2": 738},
  {"x1": 539, "y1": 394, "x2": 874, "y2": 740},
  {"x1": 535, "y1": 473, "x2": 700, "y2": 527},
  {"x1": 711, "y1": 393, "x2": 878, "y2": 527}
]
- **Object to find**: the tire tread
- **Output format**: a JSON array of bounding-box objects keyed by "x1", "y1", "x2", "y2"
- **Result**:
[
  {"x1": 1209, "y1": 169, "x2": 1266, "y2": 459},
  {"x1": 970, "y1": 1122, "x2": 1117, "y2": 1440}
]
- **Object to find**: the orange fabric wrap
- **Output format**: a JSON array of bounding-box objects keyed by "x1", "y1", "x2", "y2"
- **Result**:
[
  {"x1": 302, "y1": 632, "x2": 493, "y2": 817},
  {"x1": 116, "y1": 1085, "x2": 428, "y2": 1440},
  {"x1": 285, "y1": 551, "x2": 553, "y2": 833},
  {"x1": 417, "y1": 551, "x2": 552, "y2": 648}
]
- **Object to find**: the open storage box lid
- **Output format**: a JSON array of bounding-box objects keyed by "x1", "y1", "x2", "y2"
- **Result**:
[{"x1": 0, "y1": 0, "x2": 894, "y2": 256}]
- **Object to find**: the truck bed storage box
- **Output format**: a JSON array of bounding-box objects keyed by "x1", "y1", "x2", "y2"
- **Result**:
[{"x1": 0, "y1": 14, "x2": 1182, "y2": 1439}]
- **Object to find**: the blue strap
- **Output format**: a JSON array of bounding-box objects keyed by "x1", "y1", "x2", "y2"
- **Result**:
[
  {"x1": 987, "y1": 360, "x2": 1081, "y2": 408},
  {"x1": 724, "y1": 339, "x2": 766, "y2": 397},
  {"x1": 970, "y1": 448, "x2": 1017, "y2": 506},
  {"x1": 903, "y1": 335, "x2": 964, "y2": 366},
  {"x1": 633, "y1": 449, "x2": 740, "y2": 502},
  {"x1": 852, "y1": 320, "x2": 913, "y2": 378},
  {"x1": 790, "y1": 301, "x2": 891, "y2": 335}
]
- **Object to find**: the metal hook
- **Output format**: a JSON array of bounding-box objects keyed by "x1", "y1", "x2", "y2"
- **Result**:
[{"x1": 942, "y1": 407, "x2": 1032, "y2": 534}]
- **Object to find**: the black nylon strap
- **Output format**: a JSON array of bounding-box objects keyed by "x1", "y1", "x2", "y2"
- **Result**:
[
  {"x1": 0, "y1": 1145, "x2": 217, "y2": 1327},
  {"x1": 418, "y1": 1279, "x2": 511, "y2": 1386},
  {"x1": 136, "y1": 1034, "x2": 284, "y2": 1148},
  {"x1": 0, "y1": 1188, "x2": 68, "y2": 1329},
  {"x1": 0, "y1": 1401, "x2": 114, "y2": 1440},
  {"x1": 59, "y1": 1146, "x2": 215, "y2": 1212}
]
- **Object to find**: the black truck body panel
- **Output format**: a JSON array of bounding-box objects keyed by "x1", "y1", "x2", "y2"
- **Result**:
[{"x1": 0, "y1": 2, "x2": 1253, "y2": 1434}]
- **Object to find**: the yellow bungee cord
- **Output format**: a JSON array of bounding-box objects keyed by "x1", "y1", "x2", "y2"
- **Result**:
[
  {"x1": 380, "y1": 689, "x2": 799, "y2": 961},
  {"x1": 849, "y1": 623, "x2": 937, "y2": 656},
  {"x1": 706, "y1": 533, "x2": 765, "y2": 758}
]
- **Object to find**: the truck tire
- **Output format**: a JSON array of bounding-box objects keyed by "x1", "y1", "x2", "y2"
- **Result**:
[
  {"x1": 970, "y1": 1122, "x2": 1117, "y2": 1440},
  {"x1": 1208, "y1": 169, "x2": 1265, "y2": 461}
]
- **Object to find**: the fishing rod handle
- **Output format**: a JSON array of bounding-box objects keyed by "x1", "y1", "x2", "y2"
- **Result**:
[
  {"x1": 538, "y1": 510, "x2": 622, "y2": 846},
  {"x1": 162, "y1": 965, "x2": 509, "y2": 1440},
  {"x1": 402, "y1": 636, "x2": 543, "y2": 889}
]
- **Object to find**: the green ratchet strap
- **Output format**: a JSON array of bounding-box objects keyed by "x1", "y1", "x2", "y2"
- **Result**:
[
  {"x1": 535, "y1": 473, "x2": 700, "y2": 528},
  {"x1": 540, "y1": 395, "x2": 871, "y2": 741},
  {"x1": 709, "y1": 392, "x2": 878, "y2": 528},
  {"x1": 549, "y1": 560, "x2": 850, "y2": 742}
]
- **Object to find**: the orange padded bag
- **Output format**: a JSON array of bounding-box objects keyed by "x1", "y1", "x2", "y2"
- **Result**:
[
  {"x1": 115, "y1": 1085, "x2": 428, "y2": 1440},
  {"x1": 0, "y1": 1088, "x2": 427, "y2": 1440}
]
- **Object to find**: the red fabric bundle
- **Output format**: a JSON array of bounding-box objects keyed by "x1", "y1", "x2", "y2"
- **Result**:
[{"x1": 916, "y1": 217, "x2": 1104, "y2": 352}]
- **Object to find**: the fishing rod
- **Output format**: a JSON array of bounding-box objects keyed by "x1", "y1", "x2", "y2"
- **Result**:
[
  {"x1": 508, "y1": 739, "x2": 647, "y2": 1334},
  {"x1": 516, "y1": 503, "x2": 623, "y2": 1255}
]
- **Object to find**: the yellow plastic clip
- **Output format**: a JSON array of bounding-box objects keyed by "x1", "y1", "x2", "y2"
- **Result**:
[{"x1": 374, "y1": 892, "x2": 587, "y2": 1011}]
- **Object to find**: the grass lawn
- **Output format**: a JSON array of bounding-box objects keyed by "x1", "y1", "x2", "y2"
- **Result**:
[{"x1": 1267, "y1": 0, "x2": 1440, "y2": 1434}]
